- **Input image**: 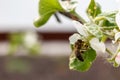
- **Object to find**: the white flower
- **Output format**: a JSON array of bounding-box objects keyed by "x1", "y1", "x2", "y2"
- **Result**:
[
  {"x1": 24, "y1": 32, "x2": 38, "y2": 48},
  {"x1": 72, "y1": 20, "x2": 89, "y2": 38},
  {"x1": 115, "y1": 0, "x2": 120, "y2": 29},
  {"x1": 59, "y1": 0, "x2": 78, "y2": 12},
  {"x1": 89, "y1": 38, "x2": 106, "y2": 53},
  {"x1": 70, "y1": 20, "x2": 106, "y2": 53},
  {"x1": 115, "y1": 52, "x2": 120, "y2": 64},
  {"x1": 115, "y1": 11, "x2": 120, "y2": 29},
  {"x1": 113, "y1": 32, "x2": 120, "y2": 43},
  {"x1": 69, "y1": 33, "x2": 81, "y2": 44}
]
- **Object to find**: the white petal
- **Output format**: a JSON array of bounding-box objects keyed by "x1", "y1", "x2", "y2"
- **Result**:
[
  {"x1": 114, "y1": 32, "x2": 120, "y2": 43},
  {"x1": 90, "y1": 38, "x2": 106, "y2": 53},
  {"x1": 113, "y1": 29, "x2": 119, "y2": 33},
  {"x1": 115, "y1": 52, "x2": 120, "y2": 64},
  {"x1": 69, "y1": 33, "x2": 81, "y2": 44},
  {"x1": 24, "y1": 32, "x2": 38, "y2": 48},
  {"x1": 72, "y1": 21, "x2": 88, "y2": 37},
  {"x1": 59, "y1": 0, "x2": 78, "y2": 12},
  {"x1": 116, "y1": 12, "x2": 120, "y2": 29}
]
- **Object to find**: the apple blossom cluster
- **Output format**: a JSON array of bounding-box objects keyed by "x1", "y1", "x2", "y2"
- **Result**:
[
  {"x1": 8, "y1": 32, "x2": 40, "y2": 55},
  {"x1": 62, "y1": 0, "x2": 120, "y2": 70},
  {"x1": 34, "y1": 0, "x2": 120, "y2": 72}
]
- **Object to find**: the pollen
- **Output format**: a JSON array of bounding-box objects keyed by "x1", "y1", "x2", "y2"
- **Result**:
[
  {"x1": 94, "y1": 6, "x2": 97, "y2": 10},
  {"x1": 88, "y1": 9, "x2": 93, "y2": 13}
]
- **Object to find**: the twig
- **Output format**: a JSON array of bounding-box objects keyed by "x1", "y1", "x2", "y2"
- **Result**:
[
  {"x1": 59, "y1": 11, "x2": 86, "y2": 24},
  {"x1": 54, "y1": 13, "x2": 62, "y2": 23}
]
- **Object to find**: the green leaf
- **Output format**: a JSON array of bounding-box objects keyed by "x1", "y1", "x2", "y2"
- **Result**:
[
  {"x1": 86, "y1": 23, "x2": 103, "y2": 39},
  {"x1": 8, "y1": 33, "x2": 24, "y2": 55},
  {"x1": 69, "y1": 48, "x2": 96, "y2": 72},
  {"x1": 84, "y1": 48, "x2": 96, "y2": 62},
  {"x1": 26, "y1": 44, "x2": 40, "y2": 55},
  {"x1": 86, "y1": 0, "x2": 101, "y2": 19},
  {"x1": 34, "y1": 0, "x2": 64, "y2": 27},
  {"x1": 95, "y1": 11, "x2": 118, "y2": 26}
]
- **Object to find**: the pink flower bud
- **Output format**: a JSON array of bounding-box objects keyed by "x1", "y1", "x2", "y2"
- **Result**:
[{"x1": 115, "y1": 52, "x2": 120, "y2": 64}]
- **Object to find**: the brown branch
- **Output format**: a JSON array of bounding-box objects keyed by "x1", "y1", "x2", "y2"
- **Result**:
[{"x1": 59, "y1": 12, "x2": 84, "y2": 24}]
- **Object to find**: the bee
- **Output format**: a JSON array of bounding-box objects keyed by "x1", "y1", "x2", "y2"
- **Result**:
[{"x1": 74, "y1": 40, "x2": 89, "y2": 61}]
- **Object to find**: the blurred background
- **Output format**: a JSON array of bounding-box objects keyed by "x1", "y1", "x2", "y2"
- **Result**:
[{"x1": 0, "y1": 0, "x2": 120, "y2": 80}]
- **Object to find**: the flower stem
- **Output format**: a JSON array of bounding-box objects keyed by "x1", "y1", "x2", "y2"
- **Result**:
[
  {"x1": 111, "y1": 44, "x2": 120, "y2": 60},
  {"x1": 106, "y1": 48, "x2": 113, "y2": 55},
  {"x1": 94, "y1": 16, "x2": 105, "y2": 22},
  {"x1": 59, "y1": 10, "x2": 86, "y2": 24},
  {"x1": 70, "y1": 10, "x2": 86, "y2": 24}
]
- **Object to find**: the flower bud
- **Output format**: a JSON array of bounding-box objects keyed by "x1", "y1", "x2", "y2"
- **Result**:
[{"x1": 115, "y1": 52, "x2": 120, "y2": 64}]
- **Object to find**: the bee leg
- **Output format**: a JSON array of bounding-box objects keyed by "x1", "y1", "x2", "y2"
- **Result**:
[{"x1": 75, "y1": 50, "x2": 84, "y2": 62}]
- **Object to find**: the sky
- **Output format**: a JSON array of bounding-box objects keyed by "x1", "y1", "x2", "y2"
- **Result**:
[{"x1": 0, "y1": 0, "x2": 119, "y2": 32}]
